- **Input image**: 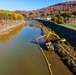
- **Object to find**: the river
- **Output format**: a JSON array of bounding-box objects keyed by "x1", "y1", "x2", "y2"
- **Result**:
[{"x1": 0, "y1": 20, "x2": 50, "y2": 75}]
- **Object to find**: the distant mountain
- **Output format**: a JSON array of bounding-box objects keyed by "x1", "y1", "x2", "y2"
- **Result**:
[
  {"x1": 38, "y1": 1, "x2": 76, "y2": 13},
  {"x1": 15, "y1": 1, "x2": 76, "y2": 17}
]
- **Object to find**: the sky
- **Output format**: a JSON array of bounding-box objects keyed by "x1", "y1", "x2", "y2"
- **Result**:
[{"x1": 0, "y1": 0, "x2": 72, "y2": 11}]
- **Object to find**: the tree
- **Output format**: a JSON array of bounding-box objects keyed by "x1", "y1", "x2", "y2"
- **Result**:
[
  {"x1": 51, "y1": 16, "x2": 58, "y2": 23},
  {"x1": 0, "y1": 10, "x2": 24, "y2": 20},
  {"x1": 40, "y1": 13, "x2": 45, "y2": 17},
  {"x1": 61, "y1": 12, "x2": 71, "y2": 18},
  {"x1": 8, "y1": 13, "x2": 13, "y2": 20},
  {"x1": 57, "y1": 16, "x2": 64, "y2": 24},
  {"x1": 54, "y1": 17, "x2": 58, "y2": 23},
  {"x1": 17, "y1": 14, "x2": 24, "y2": 20},
  {"x1": 12, "y1": 13, "x2": 18, "y2": 20},
  {"x1": 4, "y1": 12, "x2": 9, "y2": 20},
  {"x1": 73, "y1": 11, "x2": 76, "y2": 16}
]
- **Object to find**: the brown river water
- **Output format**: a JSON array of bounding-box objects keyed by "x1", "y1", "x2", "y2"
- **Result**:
[{"x1": 0, "y1": 21, "x2": 50, "y2": 75}]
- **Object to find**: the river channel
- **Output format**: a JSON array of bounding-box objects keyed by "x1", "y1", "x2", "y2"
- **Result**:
[{"x1": 0, "y1": 20, "x2": 50, "y2": 75}]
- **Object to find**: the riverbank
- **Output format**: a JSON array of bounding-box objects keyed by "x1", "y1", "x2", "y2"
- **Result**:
[
  {"x1": 40, "y1": 24, "x2": 75, "y2": 75},
  {"x1": 0, "y1": 20, "x2": 50, "y2": 75},
  {"x1": 38, "y1": 25, "x2": 73, "y2": 75},
  {"x1": 0, "y1": 20, "x2": 25, "y2": 36},
  {"x1": 37, "y1": 20, "x2": 76, "y2": 49}
]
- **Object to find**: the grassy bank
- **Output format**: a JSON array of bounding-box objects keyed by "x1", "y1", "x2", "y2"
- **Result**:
[{"x1": 64, "y1": 23, "x2": 76, "y2": 27}]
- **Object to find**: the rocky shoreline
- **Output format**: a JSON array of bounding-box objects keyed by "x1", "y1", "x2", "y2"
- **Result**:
[{"x1": 0, "y1": 20, "x2": 25, "y2": 36}]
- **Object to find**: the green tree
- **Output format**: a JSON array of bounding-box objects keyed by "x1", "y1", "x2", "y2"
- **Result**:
[
  {"x1": 17, "y1": 14, "x2": 24, "y2": 20},
  {"x1": 40, "y1": 13, "x2": 45, "y2": 18},
  {"x1": 0, "y1": 10, "x2": 24, "y2": 20},
  {"x1": 73, "y1": 11, "x2": 76, "y2": 16},
  {"x1": 12, "y1": 13, "x2": 18, "y2": 20},
  {"x1": 61, "y1": 13, "x2": 71, "y2": 18},
  {"x1": 57, "y1": 16, "x2": 64, "y2": 24}
]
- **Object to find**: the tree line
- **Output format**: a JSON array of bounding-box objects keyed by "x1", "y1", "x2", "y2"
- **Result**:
[
  {"x1": 51, "y1": 12, "x2": 76, "y2": 24},
  {"x1": 0, "y1": 10, "x2": 24, "y2": 20}
]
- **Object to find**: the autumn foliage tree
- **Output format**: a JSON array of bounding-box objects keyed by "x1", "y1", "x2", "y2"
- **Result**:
[
  {"x1": 12, "y1": 13, "x2": 18, "y2": 20},
  {"x1": 57, "y1": 16, "x2": 64, "y2": 23},
  {"x1": 61, "y1": 13, "x2": 71, "y2": 18},
  {"x1": 51, "y1": 16, "x2": 58, "y2": 23},
  {"x1": 0, "y1": 10, "x2": 24, "y2": 20}
]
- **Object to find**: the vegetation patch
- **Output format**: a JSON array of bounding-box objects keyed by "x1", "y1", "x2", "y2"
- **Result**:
[{"x1": 0, "y1": 10, "x2": 24, "y2": 20}]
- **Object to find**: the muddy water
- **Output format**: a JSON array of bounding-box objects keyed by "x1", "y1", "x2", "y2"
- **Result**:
[{"x1": 0, "y1": 21, "x2": 50, "y2": 75}]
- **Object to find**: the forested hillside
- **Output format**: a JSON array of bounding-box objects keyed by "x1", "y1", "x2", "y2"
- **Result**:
[{"x1": 15, "y1": 1, "x2": 76, "y2": 18}]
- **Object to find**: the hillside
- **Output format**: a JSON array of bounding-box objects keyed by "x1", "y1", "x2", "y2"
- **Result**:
[
  {"x1": 40, "y1": 1, "x2": 76, "y2": 13},
  {"x1": 15, "y1": 1, "x2": 76, "y2": 17}
]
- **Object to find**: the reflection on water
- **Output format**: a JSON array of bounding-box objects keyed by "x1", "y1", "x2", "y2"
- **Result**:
[
  {"x1": 0, "y1": 23, "x2": 50, "y2": 75},
  {"x1": 0, "y1": 25, "x2": 23, "y2": 42},
  {"x1": 26, "y1": 20, "x2": 39, "y2": 25}
]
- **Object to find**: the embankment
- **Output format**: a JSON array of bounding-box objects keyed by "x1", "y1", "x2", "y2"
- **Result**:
[
  {"x1": 0, "y1": 20, "x2": 25, "y2": 36},
  {"x1": 38, "y1": 20, "x2": 76, "y2": 49}
]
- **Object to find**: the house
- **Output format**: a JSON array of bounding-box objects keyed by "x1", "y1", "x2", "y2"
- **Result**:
[{"x1": 68, "y1": 18, "x2": 76, "y2": 23}]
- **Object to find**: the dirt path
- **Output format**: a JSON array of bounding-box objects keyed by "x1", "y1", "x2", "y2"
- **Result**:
[{"x1": 43, "y1": 50, "x2": 73, "y2": 75}]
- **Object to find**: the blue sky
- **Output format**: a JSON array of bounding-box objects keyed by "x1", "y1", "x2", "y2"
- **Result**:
[{"x1": 0, "y1": 0, "x2": 71, "y2": 11}]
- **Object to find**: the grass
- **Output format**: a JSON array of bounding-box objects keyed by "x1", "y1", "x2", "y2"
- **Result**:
[{"x1": 65, "y1": 23, "x2": 76, "y2": 27}]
